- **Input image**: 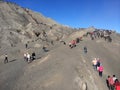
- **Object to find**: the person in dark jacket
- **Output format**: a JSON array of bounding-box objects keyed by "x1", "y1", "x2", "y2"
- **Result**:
[
  {"x1": 4, "y1": 54, "x2": 8, "y2": 64},
  {"x1": 83, "y1": 46, "x2": 87, "y2": 53},
  {"x1": 31, "y1": 52, "x2": 36, "y2": 60},
  {"x1": 106, "y1": 76, "x2": 110, "y2": 90}
]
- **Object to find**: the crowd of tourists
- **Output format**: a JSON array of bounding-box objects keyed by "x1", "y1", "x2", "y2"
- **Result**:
[{"x1": 83, "y1": 30, "x2": 113, "y2": 42}]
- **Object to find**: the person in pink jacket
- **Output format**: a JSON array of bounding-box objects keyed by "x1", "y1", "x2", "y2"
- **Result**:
[{"x1": 98, "y1": 64, "x2": 103, "y2": 77}]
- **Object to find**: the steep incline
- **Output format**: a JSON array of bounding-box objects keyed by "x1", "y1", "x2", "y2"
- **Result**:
[
  {"x1": 0, "y1": 31, "x2": 120, "y2": 90},
  {"x1": 0, "y1": 2, "x2": 74, "y2": 48},
  {"x1": 11, "y1": 43, "x2": 107, "y2": 90}
]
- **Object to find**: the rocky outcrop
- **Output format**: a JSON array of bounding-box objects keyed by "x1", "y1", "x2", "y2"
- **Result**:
[{"x1": 0, "y1": 2, "x2": 74, "y2": 48}]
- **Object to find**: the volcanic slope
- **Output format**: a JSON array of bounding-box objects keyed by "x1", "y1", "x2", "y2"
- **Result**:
[{"x1": 0, "y1": 30, "x2": 120, "y2": 90}]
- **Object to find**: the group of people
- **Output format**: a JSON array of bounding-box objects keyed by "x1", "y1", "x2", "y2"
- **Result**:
[
  {"x1": 24, "y1": 52, "x2": 36, "y2": 63},
  {"x1": 69, "y1": 37, "x2": 82, "y2": 49},
  {"x1": 92, "y1": 58, "x2": 120, "y2": 90},
  {"x1": 106, "y1": 75, "x2": 120, "y2": 90},
  {"x1": 83, "y1": 30, "x2": 113, "y2": 42},
  {"x1": 92, "y1": 58, "x2": 103, "y2": 77}
]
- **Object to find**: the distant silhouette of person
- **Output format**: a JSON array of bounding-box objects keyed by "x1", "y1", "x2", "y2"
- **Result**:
[
  {"x1": 76, "y1": 38, "x2": 80, "y2": 43},
  {"x1": 43, "y1": 46, "x2": 48, "y2": 52},
  {"x1": 69, "y1": 42, "x2": 72, "y2": 48},
  {"x1": 96, "y1": 58, "x2": 101, "y2": 70},
  {"x1": 26, "y1": 53, "x2": 30, "y2": 63},
  {"x1": 106, "y1": 75, "x2": 111, "y2": 90},
  {"x1": 83, "y1": 46, "x2": 87, "y2": 53},
  {"x1": 25, "y1": 43, "x2": 28, "y2": 49},
  {"x1": 4, "y1": 54, "x2": 8, "y2": 64},
  {"x1": 24, "y1": 53, "x2": 27, "y2": 62},
  {"x1": 70, "y1": 40, "x2": 76, "y2": 48},
  {"x1": 51, "y1": 40, "x2": 54, "y2": 45},
  {"x1": 31, "y1": 52, "x2": 36, "y2": 60}
]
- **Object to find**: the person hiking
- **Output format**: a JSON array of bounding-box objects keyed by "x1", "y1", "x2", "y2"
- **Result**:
[
  {"x1": 4, "y1": 54, "x2": 8, "y2": 64},
  {"x1": 24, "y1": 53, "x2": 27, "y2": 62},
  {"x1": 83, "y1": 46, "x2": 87, "y2": 53},
  {"x1": 43, "y1": 46, "x2": 47, "y2": 52},
  {"x1": 69, "y1": 42, "x2": 72, "y2": 48},
  {"x1": 26, "y1": 53, "x2": 31, "y2": 63},
  {"x1": 113, "y1": 75, "x2": 117, "y2": 83},
  {"x1": 96, "y1": 58, "x2": 101, "y2": 70},
  {"x1": 92, "y1": 58, "x2": 97, "y2": 70},
  {"x1": 98, "y1": 64, "x2": 103, "y2": 77},
  {"x1": 71, "y1": 40, "x2": 76, "y2": 48},
  {"x1": 108, "y1": 75, "x2": 114, "y2": 90},
  {"x1": 106, "y1": 75, "x2": 111, "y2": 90},
  {"x1": 69, "y1": 40, "x2": 76, "y2": 49},
  {"x1": 25, "y1": 43, "x2": 28, "y2": 49},
  {"x1": 31, "y1": 52, "x2": 36, "y2": 60},
  {"x1": 51, "y1": 40, "x2": 54, "y2": 45},
  {"x1": 76, "y1": 38, "x2": 80, "y2": 43},
  {"x1": 114, "y1": 79, "x2": 120, "y2": 90}
]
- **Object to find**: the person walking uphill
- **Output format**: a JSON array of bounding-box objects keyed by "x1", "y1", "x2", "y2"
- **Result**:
[
  {"x1": 98, "y1": 64, "x2": 103, "y2": 77},
  {"x1": 106, "y1": 75, "x2": 111, "y2": 90},
  {"x1": 92, "y1": 58, "x2": 97, "y2": 70},
  {"x1": 114, "y1": 79, "x2": 120, "y2": 90},
  {"x1": 83, "y1": 46, "x2": 87, "y2": 54},
  {"x1": 4, "y1": 54, "x2": 8, "y2": 64},
  {"x1": 107, "y1": 76, "x2": 114, "y2": 90}
]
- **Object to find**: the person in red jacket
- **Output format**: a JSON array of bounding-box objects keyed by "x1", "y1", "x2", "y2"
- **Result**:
[
  {"x1": 98, "y1": 64, "x2": 103, "y2": 77},
  {"x1": 114, "y1": 79, "x2": 120, "y2": 90},
  {"x1": 107, "y1": 76, "x2": 114, "y2": 90}
]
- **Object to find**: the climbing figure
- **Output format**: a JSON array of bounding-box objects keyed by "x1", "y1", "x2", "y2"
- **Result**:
[
  {"x1": 106, "y1": 75, "x2": 111, "y2": 90},
  {"x1": 42, "y1": 46, "x2": 48, "y2": 52},
  {"x1": 92, "y1": 58, "x2": 97, "y2": 70},
  {"x1": 42, "y1": 30, "x2": 47, "y2": 37},
  {"x1": 98, "y1": 64, "x2": 103, "y2": 77},
  {"x1": 4, "y1": 54, "x2": 8, "y2": 64},
  {"x1": 51, "y1": 40, "x2": 54, "y2": 45},
  {"x1": 26, "y1": 53, "x2": 31, "y2": 63},
  {"x1": 83, "y1": 46, "x2": 87, "y2": 53},
  {"x1": 31, "y1": 52, "x2": 36, "y2": 61},
  {"x1": 70, "y1": 40, "x2": 76, "y2": 48},
  {"x1": 114, "y1": 79, "x2": 120, "y2": 90},
  {"x1": 25, "y1": 43, "x2": 28, "y2": 49},
  {"x1": 96, "y1": 58, "x2": 101, "y2": 70},
  {"x1": 24, "y1": 53, "x2": 27, "y2": 62},
  {"x1": 69, "y1": 42, "x2": 72, "y2": 48},
  {"x1": 76, "y1": 38, "x2": 80, "y2": 43},
  {"x1": 108, "y1": 75, "x2": 114, "y2": 90}
]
